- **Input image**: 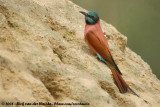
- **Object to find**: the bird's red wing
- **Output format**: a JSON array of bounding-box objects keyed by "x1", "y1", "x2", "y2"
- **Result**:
[
  {"x1": 85, "y1": 31, "x2": 122, "y2": 75},
  {"x1": 85, "y1": 31, "x2": 113, "y2": 62}
]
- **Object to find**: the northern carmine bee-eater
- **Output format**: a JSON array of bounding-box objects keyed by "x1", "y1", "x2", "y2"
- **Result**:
[
  {"x1": 80, "y1": 11, "x2": 149, "y2": 103},
  {"x1": 80, "y1": 11, "x2": 134, "y2": 93}
]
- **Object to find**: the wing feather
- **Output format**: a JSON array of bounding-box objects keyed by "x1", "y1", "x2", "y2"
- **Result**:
[{"x1": 85, "y1": 31, "x2": 122, "y2": 74}]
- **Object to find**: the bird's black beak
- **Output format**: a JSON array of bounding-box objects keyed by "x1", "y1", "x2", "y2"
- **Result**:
[{"x1": 79, "y1": 11, "x2": 88, "y2": 16}]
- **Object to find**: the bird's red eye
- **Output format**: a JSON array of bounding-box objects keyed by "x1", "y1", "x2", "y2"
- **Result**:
[
  {"x1": 88, "y1": 15, "x2": 94, "y2": 19},
  {"x1": 88, "y1": 15, "x2": 97, "y2": 22},
  {"x1": 91, "y1": 16, "x2": 94, "y2": 19}
]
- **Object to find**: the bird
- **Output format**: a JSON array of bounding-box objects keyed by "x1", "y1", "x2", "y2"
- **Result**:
[
  {"x1": 80, "y1": 11, "x2": 149, "y2": 104},
  {"x1": 80, "y1": 11, "x2": 133, "y2": 93}
]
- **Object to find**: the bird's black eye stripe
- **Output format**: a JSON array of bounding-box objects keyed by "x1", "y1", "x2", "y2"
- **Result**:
[
  {"x1": 88, "y1": 15, "x2": 97, "y2": 22},
  {"x1": 88, "y1": 15, "x2": 94, "y2": 19}
]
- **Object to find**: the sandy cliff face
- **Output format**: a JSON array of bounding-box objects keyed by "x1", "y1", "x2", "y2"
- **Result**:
[{"x1": 0, "y1": 0, "x2": 160, "y2": 107}]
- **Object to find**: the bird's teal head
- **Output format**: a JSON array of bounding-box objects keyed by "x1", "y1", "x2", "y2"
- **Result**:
[{"x1": 80, "y1": 11, "x2": 99, "y2": 25}]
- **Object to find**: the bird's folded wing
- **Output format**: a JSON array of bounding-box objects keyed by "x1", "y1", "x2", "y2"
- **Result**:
[
  {"x1": 85, "y1": 31, "x2": 122, "y2": 74},
  {"x1": 85, "y1": 31, "x2": 112, "y2": 62}
]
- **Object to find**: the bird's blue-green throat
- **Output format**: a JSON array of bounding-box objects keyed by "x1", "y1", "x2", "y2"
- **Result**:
[{"x1": 80, "y1": 11, "x2": 99, "y2": 25}]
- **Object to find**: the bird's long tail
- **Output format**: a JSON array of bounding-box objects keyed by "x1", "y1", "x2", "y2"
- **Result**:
[
  {"x1": 97, "y1": 53, "x2": 129, "y2": 93},
  {"x1": 97, "y1": 53, "x2": 149, "y2": 104},
  {"x1": 110, "y1": 67, "x2": 149, "y2": 104},
  {"x1": 110, "y1": 67, "x2": 129, "y2": 93}
]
